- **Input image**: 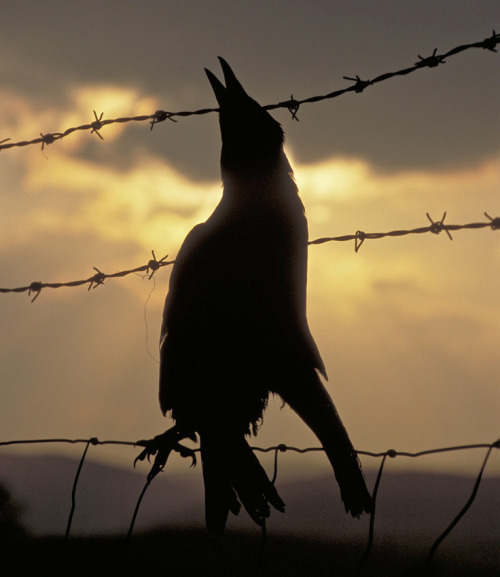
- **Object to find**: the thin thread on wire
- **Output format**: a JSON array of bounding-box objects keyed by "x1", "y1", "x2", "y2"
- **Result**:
[
  {"x1": 1, "y1": 437, "x2": 498, "y2": 567},
  {"x1": 0, "y1": 31, "x2": 497, "y2": 152},
  {"x1": 0, "y1": 250, "x2": 174, "y2": 301},
  {"x1": 0, "y1": 212, "x2": 497, "y2": 300},
  {"x1": 143, "y1": 275, "x2": 160, "y2": 363}
]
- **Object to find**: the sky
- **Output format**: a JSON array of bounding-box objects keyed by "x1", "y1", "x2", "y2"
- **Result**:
[{"x1": 0, "y1": 1, "x2": 499, "y2": 488}]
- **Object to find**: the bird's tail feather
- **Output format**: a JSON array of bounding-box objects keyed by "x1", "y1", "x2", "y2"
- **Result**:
[
  {"x1": 278, "y1": 372, "x2": 372, "y2": 517},
  {"x1": 200, "y1": 433, "x2": 285, "y2": 533}
]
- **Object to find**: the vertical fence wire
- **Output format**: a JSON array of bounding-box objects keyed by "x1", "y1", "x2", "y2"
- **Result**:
[
  {"x1": 426, "y1": 442, "x2": 498, "y2": 565},
  {"x1": 64, "y1": 438, "x2": 97, "y2": 539},
  {"x1": 0, "y1": 437, "x2": 498, "y2": 570},
  {"x1": 356, "y1": 452, "x2": 389, "y2": 575}
]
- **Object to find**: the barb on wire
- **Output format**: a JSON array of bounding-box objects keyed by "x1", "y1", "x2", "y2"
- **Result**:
[
  {"x1": 90, "y1": 110, "x2": 105, "y2": 140},
  {"x1": 1, "y1": 212, "x2": 496, "y2": 300},
  {"x1": 309, "y1": 211, "x2": 499, "y2": 253},
  {"x1": 415, "y1": 48, "x2": 446, "y2": 68},
  {"x1": 0, "y1": 31, "x2": 497, "y2": 151},
  {"x1": 0, "y1": 250, "x2": 174, "y2": 301}
]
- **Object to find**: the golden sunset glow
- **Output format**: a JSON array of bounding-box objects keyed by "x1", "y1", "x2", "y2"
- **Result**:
[{"x1": 0, "y1": 4, "x2": 498, "y2": 493}]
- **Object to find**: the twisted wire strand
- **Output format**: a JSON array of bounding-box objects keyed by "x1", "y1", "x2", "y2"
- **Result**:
[
  {"x1": 0, "y1": 31, "x2": 497, "y2": 152},
  {"x1": 0, "y1": 28, "x2": 498, "y2": 571},
  {"x1": 0, "y1": 213, "x2": 498, "y2": 301}
]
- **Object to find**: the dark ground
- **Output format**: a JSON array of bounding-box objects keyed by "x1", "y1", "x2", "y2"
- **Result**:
[{"x1": 2, "y1": 528, "x2": 498, "y2": 577}]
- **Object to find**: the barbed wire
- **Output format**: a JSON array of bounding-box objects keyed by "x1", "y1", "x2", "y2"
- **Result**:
[
  {"x1": 0, "y1": 250, "x2": 174, "y2": 302},
  {"x1": 0, "y1": 31, "x2": 497, "y2": 152},
  {"x1": 0, "y1": 212, "x2": 498, "y2": 301},
  {"x1": 0, "y1": 436, "x2": 498, "y2": 571}
]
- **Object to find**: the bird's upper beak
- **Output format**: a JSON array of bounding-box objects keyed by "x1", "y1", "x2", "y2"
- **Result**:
[{"x1": 205, "y1": 57, "x2": 248, "y2": 106}]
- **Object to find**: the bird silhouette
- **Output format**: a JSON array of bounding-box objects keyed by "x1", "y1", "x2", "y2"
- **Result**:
[{"x1": 137, "y1": 58, "x2": 372, "y2": 534}]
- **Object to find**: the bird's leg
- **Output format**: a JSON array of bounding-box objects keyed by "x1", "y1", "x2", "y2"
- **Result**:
[{"x1": 134, "y1": 426, "x2": 197, "y2": 482}]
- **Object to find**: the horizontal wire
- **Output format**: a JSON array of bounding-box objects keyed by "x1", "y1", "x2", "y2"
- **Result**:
[
  {"x1": 2, "y1": 436, "x2": 498, "y2": 459},
  {"x1": 1, "y1": 435, "x2": 498, "y2": 567},
  {"x1": 0, "y1": 31, "x2": 497, "y2": 152},
  {"x1": 0, "y1": 31, "x2": 498, "y2": 567},
  {"x1": 0, "y1": 213, "x2": 498, "y2": 301}
]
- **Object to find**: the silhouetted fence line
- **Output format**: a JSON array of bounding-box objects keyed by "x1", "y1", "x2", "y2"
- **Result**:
[
  {"x1": 0, "y1": 212, "x2": 498, "y2": 301},
  {"x1": 0, "y1": 436, "x2": 498, "y2": 571},
  {"x1": 1, "y1": 29, "x2": 498, "y2": 573},
  {"x1": 0, "y1": 31, "x2": 497, "y2": 152}
]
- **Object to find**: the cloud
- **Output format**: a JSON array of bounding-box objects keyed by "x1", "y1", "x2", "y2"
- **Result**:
[
  {"x1": 0, "y1": 85, "x2": 222, "y2": 256},
  {"x1": 22, "y1": 149, "x2": 220, "y2": 250},
  {"x1": 286, "y1": 153, "x2": 500, "y2": 464},
  {"x1": 1, "y1": 74, "x2": 499, "y2": 477},
  {"x1": 3, "y1": 2, "x2": 500, "y2": 180}
]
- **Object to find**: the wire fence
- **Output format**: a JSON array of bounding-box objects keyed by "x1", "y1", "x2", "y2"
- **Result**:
[
  {"x1": 0, "y1": 31, "x2": 498, "y2": 301},
  {"x1": 0, "y1": 436, "x2": 498, "y2": 572},
  {"x1": 0, "y1": 212, "x2": 498, "y2": 301},
  {"x1": 1, "y1": 29, "x2": 498, "y2": 574},
  {"x1": 0, "y1": 31, "x2": 498, "y2": 152}
]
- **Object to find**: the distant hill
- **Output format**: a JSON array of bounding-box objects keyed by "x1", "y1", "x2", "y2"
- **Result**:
[
  {"x1": 0, "y1": 453, "x2": 204, "y2": 535},
  {"x1": 0, "y1": 451, "x2": 498, "y2": 570}
]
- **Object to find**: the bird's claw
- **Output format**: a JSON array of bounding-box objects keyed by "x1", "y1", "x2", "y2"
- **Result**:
[
  {"x1": 134, "y1": 427, "x2": 197, "y2": 482},
  {"x1": 177, "y1": 443, "x2": 198, "y2": 467}
]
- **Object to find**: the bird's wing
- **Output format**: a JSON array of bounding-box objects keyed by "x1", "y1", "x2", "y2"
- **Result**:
[{"x1": 159, "y1": 205, "x2": 326, "y2": 423}]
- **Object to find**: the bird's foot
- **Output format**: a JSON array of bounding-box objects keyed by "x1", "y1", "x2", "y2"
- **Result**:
[{"x1": 134, "y1": 427, "x2": 197, "y2": 482}]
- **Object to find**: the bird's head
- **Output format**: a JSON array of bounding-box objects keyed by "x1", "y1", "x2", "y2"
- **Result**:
[{"x1": 205, "y1": 57, "x2": 285, "y2": 177}]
